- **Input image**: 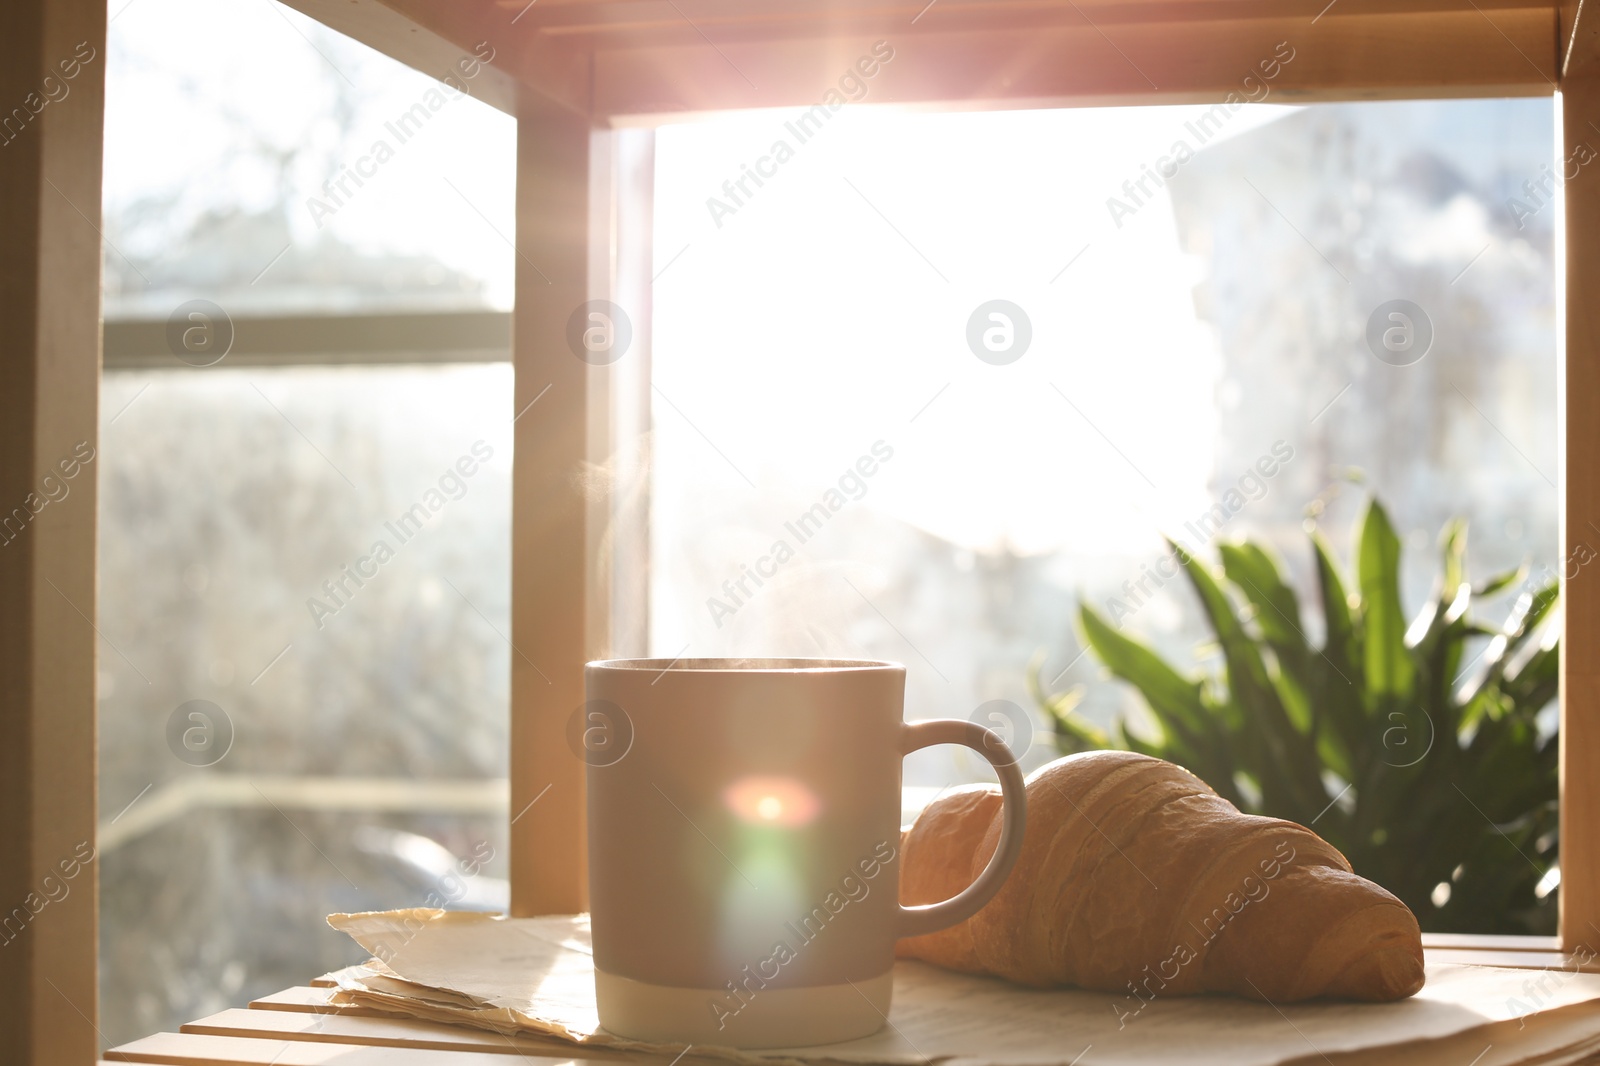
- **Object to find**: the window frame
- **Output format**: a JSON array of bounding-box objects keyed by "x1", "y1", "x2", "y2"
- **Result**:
[{"x1": 3, "y1": 2, "x2": 1596, "y2": 1061}]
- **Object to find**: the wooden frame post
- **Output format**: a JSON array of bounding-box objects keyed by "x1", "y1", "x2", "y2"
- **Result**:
[
  {"x1": 510, "y1": 99, "x2": 657, "y2": 915},
  {"x1": 1560, "y1": 33, "x2": 1600, "y2": 953},
  {"x1": 511, "y1": 91, "x2": 596, "y2": 916},
  {"x1": 0, "y1": 0, "x2": 105, "y2": 1061}
]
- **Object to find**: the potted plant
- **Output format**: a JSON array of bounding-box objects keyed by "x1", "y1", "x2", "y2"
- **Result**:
[{"x1": 1035, "y1": 498, "x2": 1560, "y2": 934}]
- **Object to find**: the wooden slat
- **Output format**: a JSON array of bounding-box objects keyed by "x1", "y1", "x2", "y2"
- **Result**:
[
  {"x1": 511, "y1": 91, "x2": 599, "y2": 916},
  {"x1": 495, "y1": 0, "x2": 1556, "y2": 11},
  {"x1": 105, "y1": 1032, "x2": 584, "y2": 1066},
  {"x1": 496, "y1": 0, "x2": 1557, "y2": 40},
  {"x1": 0, "y1": 1, "x2": 105, "y2": 1064},
  {"x1": 526, "y1": 0, "x2": 1554, "y2": 45},
  {"x1": 180, "y1": 1006, "x2": 702, "y2": 1062},
  {"x1": 275, "y1": 0, "x2": 588, "y2": 117},
  {"x1": 1422, "y1": 933, "x2": 1563, "y2": 951},
  {"x1": 247, "y1": 986, "x2": 386, "y2": 1016},
  {"x1": 1562, "y1": 68, "x2": 1600, "y2": 954},
  {"x1": 204, "y1": 996, "x2": 718, "y2": 1066},
  {"x1": 273, "y1": 0, "x2": 1562, "y2": 118},
  {"x1": 180, "y1": 1007, "x2": 580, "y2": 1056},
  {"x1": 593, "y1": 7, "x2": 1557, "y2": 120},
  {"x1": 1426, "y1": 948, "x2": 1600, "y2": 972}
]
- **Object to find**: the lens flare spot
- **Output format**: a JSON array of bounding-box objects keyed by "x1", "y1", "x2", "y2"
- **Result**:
[{"x1": 724, "y1": 775, "x2": 820, "y2": 827}]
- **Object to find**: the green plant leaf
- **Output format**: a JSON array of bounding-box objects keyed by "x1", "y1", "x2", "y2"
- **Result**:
[
  {"x1": 1475, "y1": 562, "x2": 1528, "y2": 599},
  {"x1": 1357, "y1": 499, "x2": 1416, "y2": 704},
  {"x1": 1045, "y1": 494, "x2": 1561, "y2": 935},
  {"x1": 1219, "y1": 541, "x2": 1314, "y2": 733},
  {"x1": 1480, "y1": 582, "x2": 1560, "y2": 692},
  {"x1": 1077, "y1": 603, "x2": 1207, "y2": 749},
  {"x1": 1171, "y1": 540, "x2": 1324, "y2": 819},
  {"x1": 1309, "y1": 531, "x2": 1365, "y2": 780},
  {"x1": 1028, "y1": 656, "x2": 1110, "y2": 756}
]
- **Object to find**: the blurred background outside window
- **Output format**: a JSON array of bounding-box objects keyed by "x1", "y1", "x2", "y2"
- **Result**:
[
  {"x1": 100, "y1": 0, "x2": 514, "y2": 1046},
  {"x1": 648, "y1": 101, "x2": 1556, "y2": 814}
]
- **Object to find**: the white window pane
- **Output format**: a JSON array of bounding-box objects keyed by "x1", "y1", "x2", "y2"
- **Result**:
[
  {"x1": 104, "y1": 0, "x2": 515, "y2": 318},
  {"x1": 648, "y1": 99, "x2": 1556, "y2": 796},
  {"x1": 98, "y1": 365, "x2": 513, "y2": 1045}
]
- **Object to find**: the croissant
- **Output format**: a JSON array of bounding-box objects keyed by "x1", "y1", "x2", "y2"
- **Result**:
[{"x1": 898, "y1": 751, "x2": 1424, "y2": 1011}]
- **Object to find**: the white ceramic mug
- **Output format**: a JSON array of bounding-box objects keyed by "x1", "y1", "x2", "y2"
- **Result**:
[{"x1": 584, "y1": 657, "x2": 1027, "y2": 1048}]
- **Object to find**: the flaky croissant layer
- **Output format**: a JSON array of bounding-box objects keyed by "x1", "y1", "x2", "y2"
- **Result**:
[{"x1": 897, "y1": 751, "x2": 1425, "y2": 1007}]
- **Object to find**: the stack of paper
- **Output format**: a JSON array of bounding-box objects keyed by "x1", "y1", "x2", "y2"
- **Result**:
[{"x1": 325, "y1": 909, "x2": 1600, "y2": 1066}]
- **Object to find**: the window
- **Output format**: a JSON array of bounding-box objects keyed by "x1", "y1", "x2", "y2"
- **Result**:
[
  {"x1": 647, "y1": 99, "x2": 1556, "y2": 831},
  {"x1": 99, "y1": 0, "x2": 514, "y2": 1046}
]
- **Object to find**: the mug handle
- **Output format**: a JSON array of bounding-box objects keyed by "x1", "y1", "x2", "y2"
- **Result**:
[{"x1": 895, "y1": 718, "x2": 1027, "y2": 939}]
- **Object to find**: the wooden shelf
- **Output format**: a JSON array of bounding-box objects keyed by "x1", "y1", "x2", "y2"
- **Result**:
[
  {"x1": 99, "y1": 948, "x2": 1600, "y2": 1066},
  {"x1": 279, "y1": 0, "x2": 1563, "y2": 121}
]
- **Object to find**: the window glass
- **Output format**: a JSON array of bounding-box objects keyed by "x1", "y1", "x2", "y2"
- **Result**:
[
  {"x1": 104, "y1": 0, "x2": 515, "y2": 319},
  {"x1": 649, "y1": 98, "x2": 1556, "y2": 803},
  {"x1": 99, "y1": 0, "x2": 515, "y2": 1047},
  {"x1": 99, "y1": 365, "x2": 512, "y2": 1045}
]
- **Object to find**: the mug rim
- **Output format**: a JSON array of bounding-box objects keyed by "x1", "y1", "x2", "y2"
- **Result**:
[{"x1": 587, "y1": 656, "x2": 904, "y2": 674}]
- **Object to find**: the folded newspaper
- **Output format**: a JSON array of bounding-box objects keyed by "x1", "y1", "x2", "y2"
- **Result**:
[{"x1": 325, "y1": 909, "x2": 1600, "y2": 1066}]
